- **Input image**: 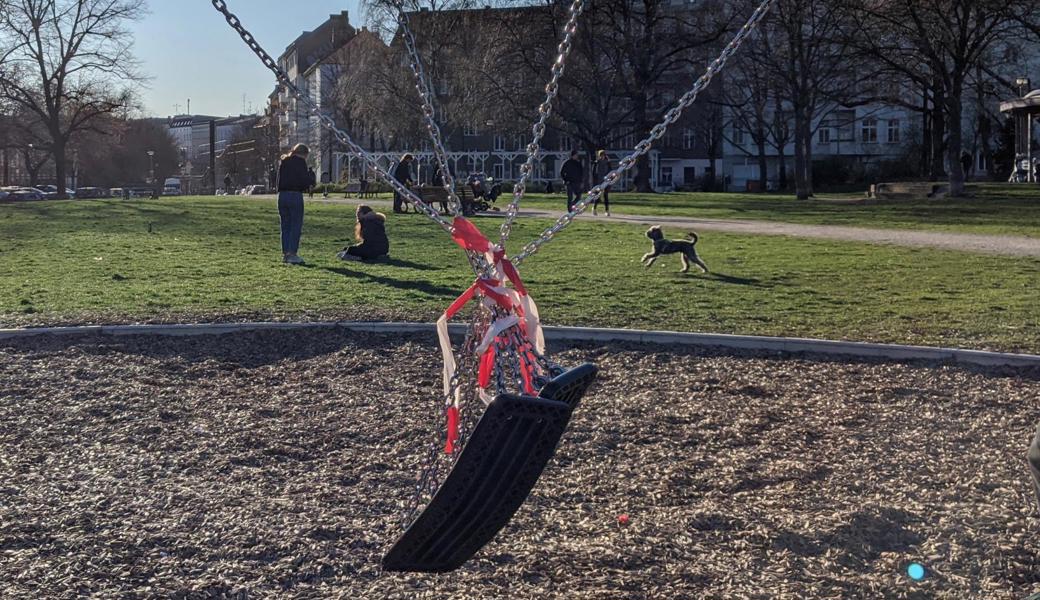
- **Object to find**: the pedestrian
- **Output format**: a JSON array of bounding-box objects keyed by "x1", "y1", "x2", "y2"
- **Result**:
[
  {"x1": 223, "y1": 172, "x2": 233, "y2": 195},
  {"x1": 307, "y1": 166, "x2": 317, "y2": 198},
  {"x1": 593, "y1": 149, "x2": 612, "y2": 216},
  {"x1": 358, "y1": 174, "x2": 369, "y2": 199},
  {"x1": 393, "y1": 154, "x2": 415, "y2": 213},
  {"x1": 268, "y1": 166, "x2": 277, "y2": 189},
  {"x1": 337, "y1": 204, "x2": 390, "y2": 262},
  {"x1": 560, "y1": 150, "x2": 584, "y2": 212},
  {"x1": 545, "y1": 180, "x2": 554, "y2": 194},
  {"x1": 277, "y1": 143, "x2": 316, "y2": 265}
]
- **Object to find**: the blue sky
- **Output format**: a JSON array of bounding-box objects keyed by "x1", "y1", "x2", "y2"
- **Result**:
[{"x1": 133, "y1": 1, "x2": 362, "y2": 118}]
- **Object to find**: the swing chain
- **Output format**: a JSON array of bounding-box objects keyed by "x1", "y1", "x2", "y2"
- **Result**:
[
  {"x1": 398, "y1": 9, "x2": 463, "y2": 216},
  {"x1": 498, "y1": 0, "x2": 586, "y2": 247},
  {"x1": 210, "y1": 0, "x2": 455, "y2": 235},
  {"x1": 511, "y1": 0, "x2": 777, "y2": 265}
]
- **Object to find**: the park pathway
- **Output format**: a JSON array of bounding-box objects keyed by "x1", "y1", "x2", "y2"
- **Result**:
[{"x1": 309, "y1": 197, "x2": 1040, "y2": 258}]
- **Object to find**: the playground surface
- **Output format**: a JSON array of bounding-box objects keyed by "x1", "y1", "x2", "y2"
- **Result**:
[{"x1": 2, "y1": 328, "x2": 1037, "y2": 599}]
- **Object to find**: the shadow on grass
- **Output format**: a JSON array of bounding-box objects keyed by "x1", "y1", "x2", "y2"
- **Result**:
[
  {"x1": 707, "y1": 272, "x2": 766, "y2": 287},
  {"x1": 314, "y1": 265, "x2": 458, "y2": 298}
]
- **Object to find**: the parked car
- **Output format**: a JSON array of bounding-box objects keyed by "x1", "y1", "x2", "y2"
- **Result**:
[
  {"x1": 75, "y1": 187, "x2": 110, "y2": 199},
  {"x1": 0, "y1": 190, "x2": 9, "y2": 201},
  {"x1": 242, "y1": 184, "x2": 268, "y2": 196},
  {"x1": 8, "y1": 188, "x2": 46, "y2": 201}
]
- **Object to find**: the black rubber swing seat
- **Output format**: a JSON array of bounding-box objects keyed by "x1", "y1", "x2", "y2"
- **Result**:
[{"x1": 382, "y1": 363, "x2": 598, "y2": 573}]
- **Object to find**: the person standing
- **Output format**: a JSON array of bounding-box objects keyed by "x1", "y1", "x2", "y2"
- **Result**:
[
  {"x1": 593, "y1": 149, "x2": 613, "y2": 216},
  {"x1": 393, "y1": 154, "x2": 415, "y2": 213},
  {"x1": 560, "y1": 150, "x2": 584, "y2": 212},
  {"x1": 223, "y1": 172, "x2": 233, "y2": 195},
  {"x1": 277, "y1": 144, "x2": 316, "y2": 265}
]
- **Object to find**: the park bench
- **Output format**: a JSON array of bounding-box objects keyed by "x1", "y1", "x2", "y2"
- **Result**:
[
  {"x1": 870, "y1": 182, "x2": 950, "y2": 200},
  {"x1": 417, "y1": 183, "x2": 477, "y2": 215}
]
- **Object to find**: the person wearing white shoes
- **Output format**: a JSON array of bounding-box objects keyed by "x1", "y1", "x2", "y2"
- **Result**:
[{"x1": 593, "y1": 149, "x2": 612, "y2": 217}]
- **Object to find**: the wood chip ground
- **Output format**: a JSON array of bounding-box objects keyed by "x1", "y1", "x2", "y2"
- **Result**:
[{"x1": 1, "y1": 330, "x2": 1038, "y2": 599}]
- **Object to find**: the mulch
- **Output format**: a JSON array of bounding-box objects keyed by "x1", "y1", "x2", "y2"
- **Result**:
[{"x1": 1, "y1": 329, "x2": 1038, "y2": 599}]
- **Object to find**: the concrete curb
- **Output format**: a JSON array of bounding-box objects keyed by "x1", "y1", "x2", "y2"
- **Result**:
[{"x1": 1, "y1": 321, "x2": 1038, "y2": 368}]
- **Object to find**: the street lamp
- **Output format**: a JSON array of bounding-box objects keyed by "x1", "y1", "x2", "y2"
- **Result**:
[
  {"x1": 147, "y1": 150, "x2": 155, "y2": 184},
  {"x1": 1016, "y1": 77, "x2": 1031, "y2": 98}
]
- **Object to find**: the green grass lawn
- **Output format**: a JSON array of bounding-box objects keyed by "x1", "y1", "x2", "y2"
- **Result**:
[
  {"x1": 512, "y1": 183, "x2": 1040, "y2": 238},
  {"x1": 2, "y1": 196, "x2": 1038, "y2": 352}
]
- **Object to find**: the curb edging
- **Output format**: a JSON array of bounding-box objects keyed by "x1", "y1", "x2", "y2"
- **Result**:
[{"x1": 0, "y1": 321, "x2": 1037, "y2": 368}]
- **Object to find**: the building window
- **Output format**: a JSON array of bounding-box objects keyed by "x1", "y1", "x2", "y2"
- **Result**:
[
  {"x1": 733, "y1": 124, "x2": 747, "y2": 146},
  {"x1": 682, "y1": 128, "x2": 696, "y2": 150},
  {"x1": 513, "y1": 135, "x2": 525, "y2": 151},
  {"x1": 660, "y1": 166, "x2": 673, "y2": 185},
  {"x1": 463, "y1": 123, "x2": 478, "y2": 137},
  {"x1": 862, "y1": 118, "x2": 878, "y2": 143},
  {"x1": 494, "y1": 135, "x2": 505, "y2": 151},
  {"x1": 621, "y1": 132, "x2": 636, "y2": 149},
  {"x1": 558, "y1": 135, "x2": 573, "y2": 152},
  {"x1": 835, "y1": 110, "x2": 856, "y2": 141},
  {"x1": 887, "y1": 119, "x2": 901, "y2": 144},
  {"x1": 493, "y1": 163, "x2": 504, "y2": 179},
  {"x1": 818, "y1": 127, "x2": 832, "y2": 144}
]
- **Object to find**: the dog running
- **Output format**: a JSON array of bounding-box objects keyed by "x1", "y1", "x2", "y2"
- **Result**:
[{"x1": 642, "y1": 226, "x2": 709, "y2": 273}]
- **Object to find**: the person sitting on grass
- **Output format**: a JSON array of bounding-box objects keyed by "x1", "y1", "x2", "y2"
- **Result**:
[{"x1": 338, "y1": 205, "x2": 389, "y2": 262}]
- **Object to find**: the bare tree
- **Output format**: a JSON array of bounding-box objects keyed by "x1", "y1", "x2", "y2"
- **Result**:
[
  {"x1": 0, "y1": 0, "x2": 144, "y2": 198},
  {"x1": 848, "y1": 0, "x2": 1039, "y2": 196},
  {"x1": 755, "y1": 0, "x2": 863, "y2": 200}
]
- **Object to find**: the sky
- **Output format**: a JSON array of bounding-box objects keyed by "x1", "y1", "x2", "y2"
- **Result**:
[{"x1": 132, "y1": 0, "x2": 362, "y2": 118}]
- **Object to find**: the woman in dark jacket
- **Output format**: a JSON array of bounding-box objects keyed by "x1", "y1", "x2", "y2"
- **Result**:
[
  {"x1": 277, "y1": 144, "x2": 316, "y2": 264},
  {"x1": 392, "y1": 154, "x2": 414, "y2": 213},
  {"x1": 338, "y1": 205, "x2": 389, "y2": 261},
  {"x1": 593, "y1": 149, "x2": 612, "y2": 216}
]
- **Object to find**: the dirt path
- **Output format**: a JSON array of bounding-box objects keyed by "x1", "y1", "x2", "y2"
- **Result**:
[{"x1": 307, "y1": 197, "x2": 1040, "y2": 258}]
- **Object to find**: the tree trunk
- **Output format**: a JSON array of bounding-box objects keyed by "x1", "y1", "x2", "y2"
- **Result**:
[
  {"x1": 945, "y1": 79, "x2": 965, "y2": 197},
  {"x1": 793, "y1": 105, "x2": 811, "y2": 200},
  {"x1": 930, "y1": 85, "x2": 946, "y2": 181},
  {"x1": 778, "y1": 150, "x2": 787, "y2": 191},
  {"x1": 53, "y1": 140, "x2": 67, "y2": 198},
  {"x1": 756, "y1": 125, "x2": 768, "y2": 193}
]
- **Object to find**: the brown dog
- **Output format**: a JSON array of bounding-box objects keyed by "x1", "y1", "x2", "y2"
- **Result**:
[{"x1": 642, "y1": 226, "x2": 709, "y2": 273}]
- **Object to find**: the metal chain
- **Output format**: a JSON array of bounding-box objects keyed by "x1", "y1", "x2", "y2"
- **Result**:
[
  {"x1": 398, "y1": 9, "x2": 463, "y2": 216},
  {"x1": 512, "y1": 0, "x2": 777, "y2": 265},
  {"x1": 210, "y1": 0, "x2": 454, "y2": 236},
  {"x1": 498, "y1": 0, "x2": 585, "y2": 248}
]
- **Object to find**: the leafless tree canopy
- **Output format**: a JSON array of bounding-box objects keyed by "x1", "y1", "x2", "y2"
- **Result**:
[{"x1": 0, "y1": 0, "x2": 145, "y2": 196}]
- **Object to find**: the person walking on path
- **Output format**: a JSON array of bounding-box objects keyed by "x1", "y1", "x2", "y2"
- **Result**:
[
  {"x1": 338, "y1": 205, "x2": 390, "y2": 261},
  {"x1": 393, "y1": 154, "x2": 415, "y2": 213},
  {"x1": 593, "y1": 149, "x2": 612, "y2": 216},
  {"x1": 277, "y1": 143, "x2": 316, "y2": 265},
  {"x1": 307, "y1": 167, "x2": 317, "y2": 199},
  {"x1": 560, "y1": 150, "x2": 584, "y2": 212}
]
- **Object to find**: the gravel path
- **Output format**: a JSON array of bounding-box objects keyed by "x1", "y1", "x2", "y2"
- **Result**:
[
  {"x1": 2, "y1": 329, "x2": 1039, "y2": 599},
  {"x1": 311, "y1": 197, "x2": 1040, "y2": 258}
]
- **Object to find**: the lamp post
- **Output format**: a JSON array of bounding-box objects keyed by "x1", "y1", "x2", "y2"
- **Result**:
[
  {"x1": 147, "y1": 150, "x2": 155, "y2": 184},
  {"x1": 1017, "y1": 78, "x2": 1031, "y2": 98}
]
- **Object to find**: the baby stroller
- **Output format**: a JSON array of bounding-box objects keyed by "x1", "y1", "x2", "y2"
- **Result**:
[{"x1": 466, "y1": 173, "x2": 503, "y2": 214}]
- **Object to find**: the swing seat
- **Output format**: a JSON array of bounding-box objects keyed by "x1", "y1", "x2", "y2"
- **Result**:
[
  {"x1": 383, "y1": 364, "x2": 598, "y2": 573},
  {"x1": 537, "y1": 363, "x2": 598, "y2": 410}
]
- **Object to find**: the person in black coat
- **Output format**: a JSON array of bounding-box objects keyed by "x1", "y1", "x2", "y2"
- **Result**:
[
  {"x1": 392, "y1": 154, "x2": 415, "y2": 213},
  {"x1": 276, "y1": 143, "x2": 316, "y2": 264},
  {"x1": 338, "y1": 205, "x2": 389, "y2": 261},
  {"x1": 560, "y1": 150, "x2": 584, "y2": 212}
]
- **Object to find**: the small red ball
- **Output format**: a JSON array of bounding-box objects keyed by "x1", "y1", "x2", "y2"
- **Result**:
[{"x1": 618, "y1": 514, "x2": 630, "y2": 526}]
